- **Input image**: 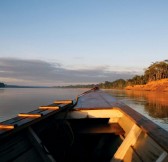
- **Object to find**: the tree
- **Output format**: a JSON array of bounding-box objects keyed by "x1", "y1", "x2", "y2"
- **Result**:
[
  {"x1": 111, "y1": 79, "x2": 126, "y2": 88},
  {"x1": 98, "y1": 79, "x2": 126, "y2": 89},
  {"x1": 0, "y1": 82, "x2": 5, "y2": 87},
  {"x1": 144, "y1": 61, "x2": 168, "y2": 82}
]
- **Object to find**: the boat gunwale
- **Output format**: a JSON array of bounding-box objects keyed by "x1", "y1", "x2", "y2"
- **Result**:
[{"x1": 0, "y1": 103, "x2": 73, "y2": 140}]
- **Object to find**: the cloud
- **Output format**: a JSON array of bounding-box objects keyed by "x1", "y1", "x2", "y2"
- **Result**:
[{"x1": 0, "y1": 58, "x2": 142, "y2": 86}]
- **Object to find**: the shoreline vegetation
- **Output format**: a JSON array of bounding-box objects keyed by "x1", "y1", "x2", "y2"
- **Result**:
[
  {"x1": 61, "y1": 60, "x2": 168, "y2": 92},
  {"x1": 1, "y1": 60, "x2": 168, "y2": 92},
  {"x1": 98, "y1": 60, "x2": 168, "y2": 91},
  {"x1": 58, "y1": 60, "x2": 168, "y2": 92},
  {"x1": 125, "y1": 79, "x2": 168, "y2": 92}
]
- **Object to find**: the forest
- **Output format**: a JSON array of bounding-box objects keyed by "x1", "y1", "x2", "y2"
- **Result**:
[{"x1": 99, "y1": 60, "x2": 168, "y2": 89}]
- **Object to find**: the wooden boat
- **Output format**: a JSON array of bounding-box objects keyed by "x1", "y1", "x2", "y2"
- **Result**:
[{"x1": 0, "y1": 87, "x2": 168, "y2": 162}]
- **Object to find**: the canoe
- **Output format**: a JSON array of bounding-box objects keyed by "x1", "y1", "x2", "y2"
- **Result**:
[{"x1": 0, "y1": 87, "x2": 167, "y2": 162}]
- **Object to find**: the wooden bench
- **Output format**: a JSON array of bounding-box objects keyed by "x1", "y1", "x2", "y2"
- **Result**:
[{"x1": 66, "y1": 118, "x2": 125, "y2": 135}]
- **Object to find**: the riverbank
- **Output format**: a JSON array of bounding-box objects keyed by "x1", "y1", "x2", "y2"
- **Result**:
[{"x1": 125, "y1": 79, "x2": 168, "y2": 92}]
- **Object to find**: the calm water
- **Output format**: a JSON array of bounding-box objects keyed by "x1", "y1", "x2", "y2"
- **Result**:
[
  {"x1": 0, "y1": 88, "x2": 86, "y2": 122},
  {"x1": 0, "y1": 88, "x2": 168, "y2": 131}
]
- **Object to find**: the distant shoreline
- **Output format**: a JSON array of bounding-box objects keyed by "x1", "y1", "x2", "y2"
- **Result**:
[
  {"x1": 1, "y1": 79, "x2": 168, "y2": 92},
  {"x1": 2, "y1": 85, "x2": 50, "y2": 88}
]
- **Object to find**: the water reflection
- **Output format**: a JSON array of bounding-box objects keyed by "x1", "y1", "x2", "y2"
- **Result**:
[
  {"x1": 0, "y1": 88, "x2": 5, "y2": 93},
  {"x1": 0, "y1": 88, "x2": 87, "y2": 122},
  {"x1": 104, "y1": 89, "x2": 168, "y2": 131},
  {"x1": 125, "y1": 91, "x2": 168, "y2": 119}
]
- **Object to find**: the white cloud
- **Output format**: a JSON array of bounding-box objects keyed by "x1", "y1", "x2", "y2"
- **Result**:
[{"x1": 0, "y1": 58, "x2": 142, "y2": 86}]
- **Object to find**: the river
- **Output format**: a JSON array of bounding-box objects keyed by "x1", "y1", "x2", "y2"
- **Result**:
[{"x1": 0, "y1": 88, "x2": 168, "y2": 131}]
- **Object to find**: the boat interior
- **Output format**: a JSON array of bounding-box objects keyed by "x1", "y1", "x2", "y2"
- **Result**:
[
  {"x1": 0, "y1": 108, "x2": 168, "y2": 162},
  {"x1": 33, "y1": 114, "x2": 122, "y2": 162}
]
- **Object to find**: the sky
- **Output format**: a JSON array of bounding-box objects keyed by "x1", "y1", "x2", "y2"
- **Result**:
[{"x1": 0, "y1": 0, "x2": 168, "y2": 86}]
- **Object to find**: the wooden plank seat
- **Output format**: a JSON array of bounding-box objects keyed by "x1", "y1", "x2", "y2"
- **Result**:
[
  {"x1": 66, "y1": 118, "x2": 125, "y2": 135},
  {"x1": 39, "y1": 106, "x2": 59, "y2": 110},
  {"x1": 2, "y1": 109, "x2": 44, "y2": 125},
  {"x1": 39, "y1": 103, "x2": 60, "y2": 110},
  {"x1": 54, "y1": 100, "x2": 73, "y2": 104},
  {"x1": 0, "y1": 124, "x2": 16, "y2": 129},
  {"x1": 39, "y1": 102, "x2": 73, "y2": 110},
  {"x1": 18, "y1": 113, "x2": 42, "y2": 118}
]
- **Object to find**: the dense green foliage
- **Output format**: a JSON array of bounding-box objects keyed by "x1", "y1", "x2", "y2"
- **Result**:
[
  {"x1": 0, "y1": 82, "x2": 5, "y2": 87},
  {"x1": 99, "y1": 60, "x2": 168, "y2": 89}
]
